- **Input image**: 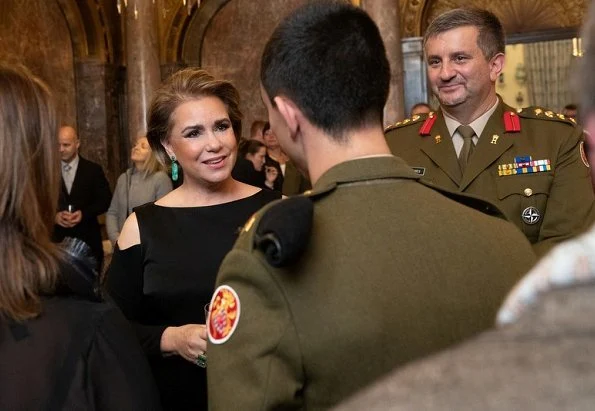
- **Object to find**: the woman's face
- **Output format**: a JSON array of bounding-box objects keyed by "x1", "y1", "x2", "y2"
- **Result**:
[
  {"x1": 246, "y1": 146, "x2": 267, "y2": 171},
  {"x1": 263, "y1": 128, "x2": 279, "y2": 149},
  {"x1": 130, "y1": 137, "x2": 151, "y2": 164},
  {"x1": 165, "y1": 96, "x2": 237, "y2": 187}
]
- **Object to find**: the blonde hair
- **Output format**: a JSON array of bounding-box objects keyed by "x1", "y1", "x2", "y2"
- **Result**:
[
  {"x1": 140, "y1": 150, "x2": 165, "y2": 177},
  {"x1": 134, "y1": 136, "x2": 165, "y2": 178},
  {"x1": 146, "y1": 68, "x2": 242, "y2": 165},
  {"x1": 0, "y1": 63, "x2": 62, "y2": 321}
]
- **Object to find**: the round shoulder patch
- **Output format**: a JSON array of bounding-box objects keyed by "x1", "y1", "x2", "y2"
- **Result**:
[
  {"x1": 580, "y1": 141, "x2": 590, "y2": 168},
  {"x1": 208, "y1": 285, "x2": 241, "y2": 344}
]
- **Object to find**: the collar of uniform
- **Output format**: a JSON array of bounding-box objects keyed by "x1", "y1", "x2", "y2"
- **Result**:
[
  {"x1": 443, "y1": 96, "x2": 500, "y2": 139},
  {"x1": 313, "y1": 155, "x2": 420, "y2": 192}
]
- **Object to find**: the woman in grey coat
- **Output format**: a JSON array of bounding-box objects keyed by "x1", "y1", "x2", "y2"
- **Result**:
[{"x1": 106, "y1": 136, "x2": 172, "y2": 244}]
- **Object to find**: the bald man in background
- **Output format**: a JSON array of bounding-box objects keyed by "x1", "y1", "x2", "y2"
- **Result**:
[{"x1": 53, "y1": 126, "x2": 111, "y2": 270}]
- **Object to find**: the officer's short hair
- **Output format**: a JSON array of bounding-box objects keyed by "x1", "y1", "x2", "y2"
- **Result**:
[
  {"x1": 424, "y1": 8, "x2": 505, "y2": 61},
  {"x1": 260, "y1": 0, "x2": 390, "y2": 142},
  {"x1": 577, "y1": 1, "x2": 595, "y2": 119}
]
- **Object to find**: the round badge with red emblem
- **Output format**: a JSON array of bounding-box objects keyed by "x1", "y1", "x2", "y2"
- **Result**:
[{"x1": 208, "y1": 285, "x2": 241, "y2": 344}]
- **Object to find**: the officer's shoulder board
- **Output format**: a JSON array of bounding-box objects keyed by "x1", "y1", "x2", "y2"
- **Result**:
[
  {"x1": 241, "y1": 186, "x2": 337, "y2": 268},
  {"x1": 384, "y1": 112, "x2": 431, "y2": 133},
  {"x1": 516, "y1": 106, "x2": 577, "y2": 127}
]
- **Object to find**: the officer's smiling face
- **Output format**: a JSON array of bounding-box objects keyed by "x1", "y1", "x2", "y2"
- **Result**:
[{"x1": 425, "y1": 25, "x2": 503, "y2": 114}]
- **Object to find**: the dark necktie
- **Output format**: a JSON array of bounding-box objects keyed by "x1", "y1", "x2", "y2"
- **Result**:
[{"x1": 457, "y1": 125, "x2": 476, "y2": 173}]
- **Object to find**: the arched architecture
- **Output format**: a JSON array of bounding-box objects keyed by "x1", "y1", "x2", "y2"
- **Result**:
[{"x1": 0, "y1": 0, "x2": 588, "y2": 183}]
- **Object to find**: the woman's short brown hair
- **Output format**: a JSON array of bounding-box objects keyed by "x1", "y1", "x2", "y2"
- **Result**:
[
  {"x1": 146, "y1": 68, "x2": 243, "y2": 165},
  {"x1": 0, "y1": 62, "x2": 61, "y2": 320}
]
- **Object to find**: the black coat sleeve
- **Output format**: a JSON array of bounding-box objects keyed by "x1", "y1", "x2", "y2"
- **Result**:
[
  {"x1": 83, "y1": 161, "x2": 112, "y2": 220},
  {"x1": 105, "y1": 244, "x2": 168, "y2": 355},
  {"x1": 79, "y1": 304, "x2": 163, "y2": 410}
]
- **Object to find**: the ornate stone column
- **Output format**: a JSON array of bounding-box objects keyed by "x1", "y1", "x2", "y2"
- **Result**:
[
  {"x1": 362, "y1": 0, "x2": 405, "y2": 125},
  {"x1": 125, "y1": 1, "x2": 161, "y2": 145},
  {"x1": 75, "y1": 61, "x2": 123, "y2": 185}
]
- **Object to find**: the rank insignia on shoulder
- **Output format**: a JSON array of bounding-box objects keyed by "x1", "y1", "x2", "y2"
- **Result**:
[
  {"x1": 503, "y1": 111, "x2": 521, "y2": 132},
  {"x1": 412, "y1": 167, "x2": 426, "y2": 176},
  {"x1": 498, "y1": 156, "x2": 552, "y2": 176},
  {"x1": 208, "y1": 285, "x2": 241, "y2": 345},
  {"x1": 518, "y1": 106, "x2": 576, "y2": 126},
  {"x1": 419, "y1": 112, "x2": 437, "y2": 136},
  {"x1": 243, "y1": 214, "x2": 257, "y2": 233},
  {"x1": 385, "y1": 113, "x2": 427, "y2": 133}
]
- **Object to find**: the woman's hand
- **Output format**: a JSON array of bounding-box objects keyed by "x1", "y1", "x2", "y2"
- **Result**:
[{"x1": 160, "y1": 324, "x2": 208, "y2": 364}]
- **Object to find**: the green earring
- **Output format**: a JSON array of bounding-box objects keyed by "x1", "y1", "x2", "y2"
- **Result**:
[{"x1": 171, "y1": 155, "x2": 179, "y2": 182}]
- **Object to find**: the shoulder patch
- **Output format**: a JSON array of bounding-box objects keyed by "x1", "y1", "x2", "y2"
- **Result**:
[
  {"x1": 385, "y1": 113, "x2": 429, "y2": 133},
  {"x1": 253, "y1": 196, "x2": 314, "y2": 267},
  {"x1": 208, "y1": 285, "x2": 241, "y2": 344},
  {"x1": 517, "y1": 107, "x2": 577, "y2": 126}
]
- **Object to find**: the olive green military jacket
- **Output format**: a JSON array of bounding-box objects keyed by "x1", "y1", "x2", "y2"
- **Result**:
[
  {"x1": 207, "y1": 156, "x2": 536, "y2": 411},
  {"x1": 385, "y1": 101, "x2": 595, "y2": 257}
]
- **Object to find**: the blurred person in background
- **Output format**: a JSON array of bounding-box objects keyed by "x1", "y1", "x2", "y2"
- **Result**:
[
  {"x1": 410, "y1": 102, "x2": 432, "y2": 116},
  {"x1": 106, "y1": 135, "x2": 172, "y2": 245},
  {"x1": 249, "y1": 119, "x2": 267, "y2": 142},
  {"x1": 53, "y1": 125, "x2": 111, "y2": 270},
  {"x1": 263, "y1": 121, "x2": 288, "y2": 191}
]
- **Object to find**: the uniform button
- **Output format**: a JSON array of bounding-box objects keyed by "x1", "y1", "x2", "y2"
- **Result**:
[{"x1": 524, "y1": 188, "x2": 533, "y2": 197}]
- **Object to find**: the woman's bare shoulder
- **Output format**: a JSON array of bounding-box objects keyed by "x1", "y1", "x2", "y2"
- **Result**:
[{"x1": 117, "y1": 212, "x2": 140, "y2": 249}]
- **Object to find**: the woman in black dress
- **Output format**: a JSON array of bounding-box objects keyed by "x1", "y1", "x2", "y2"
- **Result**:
[{"x1": 106, "y1": 68, "x2": 281, "y2": 410}]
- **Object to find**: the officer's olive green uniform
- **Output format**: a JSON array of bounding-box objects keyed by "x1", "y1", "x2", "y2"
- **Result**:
[
  {"x1": 385, "y1": 101, "x2": 595, "y2": 256},
  {"x1": 207, "y1": 156, "x2": 536, "y2": 411}
]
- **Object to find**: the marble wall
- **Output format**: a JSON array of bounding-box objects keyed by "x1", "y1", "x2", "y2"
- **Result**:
[
  {"x1": 200, "y1": 0, "x2": 309, "y2": 139},
  {"x1": 0, "y1": 1, "x2": 76, "y2": 126}
]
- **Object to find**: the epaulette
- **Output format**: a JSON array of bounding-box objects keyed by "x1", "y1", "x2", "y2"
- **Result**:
[
  {"x1": 516, "y1": 107, "x2": 577, "y2": 126},
  {"x1": 246, "y1": 196, "x2": 314, "y2": 268},
  {"x1": 384, "y1": 112, "x2": 430, "y2": 133}
]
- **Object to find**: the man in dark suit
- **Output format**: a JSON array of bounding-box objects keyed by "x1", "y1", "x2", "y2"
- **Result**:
[
  {"x1": 206, "y1": 3, "x2": 536, "y2": 410},
  {"x1": 336, "y1": 3, "x2": 595, "y2": 409},
  {"x1": 53, "y1": 125, "x2": 111, "y2": 270},
  {"x1": 385, "y1": 8, "x2": 595, "y2": 257}
]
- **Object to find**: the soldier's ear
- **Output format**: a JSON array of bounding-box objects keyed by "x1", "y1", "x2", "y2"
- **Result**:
[
  {"x1": 274, "y1": 96, "x2": 301, "y2": 141},
  {"x1": 489, "y1": 53, "x2": 505, "y2": 82}
]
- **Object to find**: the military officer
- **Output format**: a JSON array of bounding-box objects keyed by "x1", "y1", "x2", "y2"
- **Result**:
[
  {"x1": 206, "y1": 3, "x2": 536, "y2": 410},
  {"x1": 338, "y1": 7, "x2": 595, "y2": 409},
  {"x1": 386, "y1": 8, "x2": 595, "y2": 257}
]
